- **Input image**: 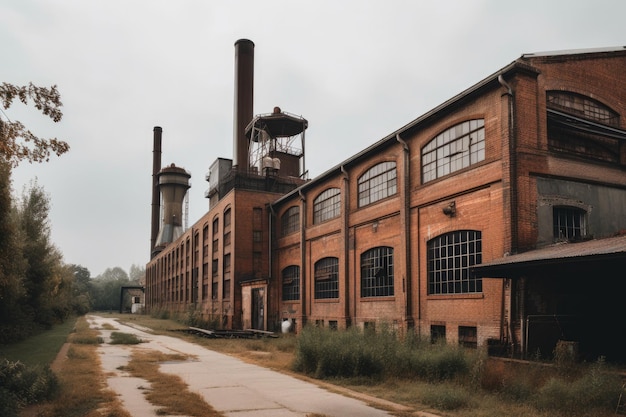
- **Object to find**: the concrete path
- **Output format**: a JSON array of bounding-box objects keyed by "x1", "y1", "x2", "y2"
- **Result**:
[{"x1": 88, "y1": 315, "x2": 400, "y2": 417}]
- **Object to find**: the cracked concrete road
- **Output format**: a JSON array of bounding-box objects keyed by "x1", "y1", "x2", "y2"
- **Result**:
[{"x1": 88, "y1": 314, "x2": 401, "y2": 417}]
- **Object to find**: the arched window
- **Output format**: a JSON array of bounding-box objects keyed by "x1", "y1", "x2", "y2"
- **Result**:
[
  {"x1": 223, "y1": 207, "x2": 231, "y2": 227},
  {"x1": 553, "y1": 206, "x2": 587, "y2": 241},
  {"x1": 422, "y1": 119, "x2": 485, "y2": 183},
  {"x1": 358, "y1": 162, "x2": 397, "y2": 207},
  {"x1": 281, "y1": 206, "x2": 299, "y2": 237},
  {"x1": 427, "y1": 230, "x2": 482, "y2": 295},
  {"x1": 547, "y1": 91, "x2": 619, "y2": 126},
  {"x1": 361, "y1": 247, "x2": 394, "y2": 297},
  {"x1": 314, "y1": 257, "x2": 339, "y2": 299},
  {"x1": 282, "y1": 266, "x2": 300, "y2": 301},
  {"x1": 546, "y1": 91, "x2": 623, "y2": 163},
  {"x1": 313, "y1": 188, "x2": 341, "y2": 224}
]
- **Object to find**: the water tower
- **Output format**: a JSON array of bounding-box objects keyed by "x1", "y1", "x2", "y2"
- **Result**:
[
  {"x1": 153, "y1": 163, "x2": 191, "y2": 255},
  {"x1": 246, "y1": 106, "x2": 308, "y2": 179}
]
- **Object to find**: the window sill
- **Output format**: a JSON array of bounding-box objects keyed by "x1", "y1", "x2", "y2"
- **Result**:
[
  {"x1": 427, "y1": 293, "x2": 484, "y2": 301},
  {"x1": 360, "y1": 296, "x2": 396, "y2": 302}
]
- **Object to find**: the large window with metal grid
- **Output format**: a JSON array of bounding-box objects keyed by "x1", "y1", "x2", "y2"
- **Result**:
[
  {"x1": 422, "y1": 119, "x2": 485, "y2": 183},
  {"x1": 546, "y1": 91, "x2": 623, "y2": 163},
  {"x1": 281, "y1": 206, "x2": 300, "y2": 236},
  {"x1": 553, "y1": 206, "x2": 587, "y2": 241},
  {"x1": 427, "y1": 230, "x2": 482, "y2": 295},
  {"x1": 360, "y1": 246, "x2": 394, "y2": 297},
  {"x1": 547, "y1": 91, "x2": 619, "y2": 126},
  {"x1": 314, "y1": 257, "x2": 339, "y2": 299},
  {"x1": 313, "y1": 188, "x2": 341, "y2": 224},
  {"x1": 282, "y1": 265, "x2": 300, "y2": 301},
  {"x1": 358, "y1": 161, "x2": 397, "y2": 207}
]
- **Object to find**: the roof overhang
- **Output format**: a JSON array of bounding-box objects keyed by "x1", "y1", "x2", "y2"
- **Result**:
[
  {"x1": 472, "y1": 234, "x2": 626, "y2": 278},
  {"x1": 547, "y1": 109, "x2": 626, "y2": 141}
]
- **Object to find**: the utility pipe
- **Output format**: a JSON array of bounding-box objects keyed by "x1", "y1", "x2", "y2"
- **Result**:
[
  {"x1": 341, "y1": 165, "x2": 351, "y2": 327},
  {"x1": 299, "y1": 189, "x2": 307, "y2": 327},
  {"x1": 396, "y1": 134, "x2": 413, "y2": 327},
  {"x1": 499, "y1": 73, "x2": 519, "y2": 353}
]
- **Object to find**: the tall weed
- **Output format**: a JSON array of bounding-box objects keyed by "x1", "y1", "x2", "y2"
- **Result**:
[
  {"x1": 536, "y1": 357, "x2": 622, "y2": 414},
  {"x1": 293, "y1": 324, "x2": 476, "y2": 382}
]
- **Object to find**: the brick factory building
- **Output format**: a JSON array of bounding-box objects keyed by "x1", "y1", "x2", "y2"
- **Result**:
[{"x1": 146, "y1": 42, "x2": 626, "y2": 361}]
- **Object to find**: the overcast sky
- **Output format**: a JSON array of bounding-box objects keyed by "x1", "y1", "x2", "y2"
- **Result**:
[{"x1": 2, "y1": 0, "x2": 624, "y2": 277}]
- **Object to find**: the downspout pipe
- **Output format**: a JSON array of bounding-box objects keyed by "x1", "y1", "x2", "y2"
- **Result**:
[
  {"x1": 267, "y1": 203, "x2": 276, "y2": 288},
  {"x1": 299, "y1": 189, "x2": 307, "y2": 327},
  {"x1": 396, "y1": 134, "x2": 413, "y2": 328},
  {"x1": 498, "y1": 73, "x2": 518, "y2": 250},
  {"x1": 268, "y1": 203, "x2": 276, "y2": 306},
  {"x1": 499, "y1": 73, "x2": 519, "y2": 353},
  {"x1": 341, "y1": 165, "x2": 351, "y2": 327}
]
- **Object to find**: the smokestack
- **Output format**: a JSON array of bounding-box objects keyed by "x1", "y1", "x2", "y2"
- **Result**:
[
  {"x1": 154, "y1": 164, "x2": 191, "y2": 249},
  {"x1": 233, "y1": 39, "x2": 254, "y2": 173},
  {"x1": 150, "y1": 126, "x2": 162, "y2": 257}
]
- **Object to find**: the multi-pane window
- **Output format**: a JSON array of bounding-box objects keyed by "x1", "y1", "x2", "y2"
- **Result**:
[
  {"x1": 314, "y1": 257, "x2": 339, "y2": 299},
  {"x1": 553, "y1": 207, "x2": 587, "y2": 241},
  {"x1": 546, "y1": 92, "x2": 622, "y2": 163},
  {"x1": 281, "y1": 206, "x2": 300, "y2": 236},
  {"x1": 224, "y1": 207, "x2": 231, "y2": 227},
  {"x1": 431, "y1": 325, "x2": 446, "y2": 344},
  {"x1": 458, "y1": 326, "x2": 477, "y2": 348},
  {"x1": 547, "y1": 91, "x2": 619, "y2": 127},
  {"x1": 358, "y1": 162, "x2": 397, "y2": 207},
  {"x1": 282, "y1": 266, "x2": 300, "y2": 301},
  {"x1": 427, "y1": 230, "x2": 482, "y2": 295},
  {"x1": 313, "y1": 188, "x2": 341, "y2": 224},
  {"x1": 361, "y1": 247, "x2": 394, "y2": 297},
  {"x1": 212, "y1": 218, "x2": 219, "y2": 236},
  {"x1": 223, "y1": 253, "x2": 231, "y2": 300},
  {"x1": 422, "y1": 119, "x2": 485, "y2": 183}
]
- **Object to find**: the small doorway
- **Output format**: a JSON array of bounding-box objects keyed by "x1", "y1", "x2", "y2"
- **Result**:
[{"x1": 251, "y1": 288, "x2": 265, "y2": 330}]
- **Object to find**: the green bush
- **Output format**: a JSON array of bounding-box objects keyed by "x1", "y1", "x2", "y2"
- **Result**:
[{"x1": 0, "y1": 359, "x2": 59, "y2": 417}]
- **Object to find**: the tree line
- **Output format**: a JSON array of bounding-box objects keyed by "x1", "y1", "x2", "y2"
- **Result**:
[
  {"x1": 0, "y1": 167, "x2": 145, "y2": 343},
  {"x1": 0, "y1": 82, "x2": 144, "y2": 344}
]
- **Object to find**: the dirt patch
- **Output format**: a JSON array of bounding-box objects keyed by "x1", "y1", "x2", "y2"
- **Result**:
[{"x1": 50, "y1": 342, "x2": 71, "y2": 372}]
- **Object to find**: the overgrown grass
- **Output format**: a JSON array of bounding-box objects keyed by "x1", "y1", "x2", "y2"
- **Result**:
[
  {"x1": 0, "y1": 318, "x2": 77, "y2": 366},
  {"x1": 24, "y1": 316, "x2": 130, "y2": 417},
  {"x1": 149, "y1": 305, "x2": 222, "y2": 330},
  {"x1": 109, "y1": 331, "x2": 143, "y2": 345},
  {"x1": 108, "y1": 314, "x2": 626, "y2": 417},
  {"x1": 0, "y1": 319, "x2": 77, "y2": 416},
  {"x1": 293, "y1": 324, "x2": 625, "y2": 416},
  {"x1": 535, "y1": 358, "x2": 622, "y2": 415},
  {"x1": 122, "y1": 349, "x2": 221, "y2": 417},
  {"x1": 293, "y1": 324, "x2": 476, "y2": 382}
]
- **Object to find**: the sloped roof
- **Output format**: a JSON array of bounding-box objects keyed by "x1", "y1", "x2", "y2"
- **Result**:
[
  {"x1": 521, "y1": 46, "x2": 626, "y2": 58},
  {"x1": 271, "y1": 46, "x2": 626, "y2": 208},
  {"x1": 473, "y1": 234, "x2": 626, "y2": 278}
]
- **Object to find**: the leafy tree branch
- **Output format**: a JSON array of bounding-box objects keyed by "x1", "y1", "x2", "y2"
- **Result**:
[{"x1": 0, "y1": 82, "x2": 69, "y2": 166}]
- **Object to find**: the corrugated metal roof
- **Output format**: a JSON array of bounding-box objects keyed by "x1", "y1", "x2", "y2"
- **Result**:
[{"x1": 474, "y1": 234, "x2": 626, "y2": 273}]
